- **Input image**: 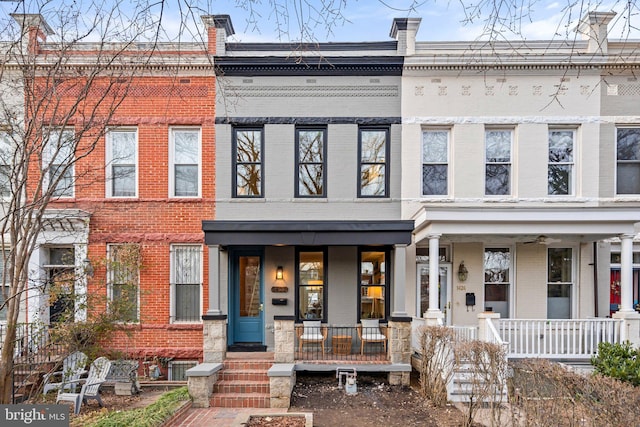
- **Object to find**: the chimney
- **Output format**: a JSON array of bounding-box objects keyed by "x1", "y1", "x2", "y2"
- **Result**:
[
  {"x1": 11, "y1": 14, "x2": 54, "y2": 54},
  {"x1": 577, "y1": 11, "x2": 616, "y2": 54},
  {"x1": 201, "y1": 15, "x2": 234, "y2": 55},
  {"x1": 390, "y1": 17, "x2": 421, "y2": 56}
]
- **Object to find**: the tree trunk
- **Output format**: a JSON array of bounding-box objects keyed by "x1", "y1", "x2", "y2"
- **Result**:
[{"x1": 0, "y1": 321, "x2": 17, "y2": 403}]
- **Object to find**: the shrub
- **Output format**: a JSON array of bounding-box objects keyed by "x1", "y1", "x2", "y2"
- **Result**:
[{"x1": 591, "y1": 341, "x2": 640, "y2": 386}]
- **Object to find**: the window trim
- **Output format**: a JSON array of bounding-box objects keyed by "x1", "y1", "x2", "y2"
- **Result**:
[
  {"x1": 295, "y1": 127, "x2": 327, "y2": 198},
  {"x1": 546, "y1": 247, "x2": 575, "y2": 319},
  {"x1": 106, "y1": 128, "x2": 138, "y2": 198},
  {"x1": 421, "y1": 128, "x2": 450, "y2": 197},
  {"x1": 169, "y1": 127, "x2": 202, "y2": 198},
  {"x1": 357, "y1": 246, "x2": 391, "y2": 322},
  {"x1": 43, "y1": 127, "x2": 75, "y2": 198},
  {"x1": 232, "y1": 127, "x2": 264, "y2": 198},
  {"x1": 484, "y1": 128, "x2": 514, "y2": 197},
  {"x1": 547, "y1": 127, "x2": 576, "y2": 197},
  {"x1": 106, "y1": 244, "x2": 140, "y2": 324},
  {"x1": 170, "y1": 244, "x2": 203, "y2": 324},
  {"x1": 615, "y1": 126, "x2": 640, "y2": 196},
  {"x1": 483, "y1": 245, "x2": 514, "y2": 319},
  {"x1": 358, "y1": 126, "x2": 390, "y2": 198},
  {"x1": 0, "y1": 130, "x2": 11, "y2": 198},
  {"x1": 294, "y1": 247, "x2": 328, "y2": 323}
]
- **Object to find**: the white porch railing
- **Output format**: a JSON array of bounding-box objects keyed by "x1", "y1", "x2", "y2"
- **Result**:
[
  {"x1": 499, "y1": 318, "x2": 623, "y2": 359},
  {"x1": 411, "y1": 318, "x2": 478, "y2": 354}
]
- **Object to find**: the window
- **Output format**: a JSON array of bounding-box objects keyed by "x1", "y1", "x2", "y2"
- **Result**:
[
  {"x1": 297, "y1": 249, "x2": 326, "y2": 321},
  {"x1": 107, "y1": 244, "x2": 140, "y2": 322},
  {"x1": 0, "y1": 249, "x2": 9, "y2": 322},
  {"x1": 422, "y1": 130, "x2": 449, "y2": 196},
  {"x1": 616, "y1": 127, "x2": 640, "y2": 194},
  {"x1": 547, "y1": 248, "x2": 573, "y2": 319},
  {"x1": 548, "y1": 129, "x2": 575, "y2": 195},
  {"x1": 0, "y1": 131, "x2": 12, "y2": 197},
  {"x1": 45, "y1": 128, "x2": 75, "y2": 198},
  {"x1": 171, "y1": 245, "x2": 202, "y2": 322},
  {"x1": 168, "y1": 361, "x2": 198, "y2": 381},
  {"x1": 233, "y1": 128, "x2": 263, "y2": 197},
  {"x1": 359, "y1": 128, "x2": 389, "y2": 197},
  {"x1": 296, "y1": 128, "x2": 326, "y2": 197},
  {"x1": 170, "y1": 128, "x2": 200, "y2": 197},
  {"x1": 485, "y1": 129, "x2": 512, "y2": 196},
  {"x1": 484, "y1": 247, "x2": 511, "y2": 318},
  {"x1": 107, "y1": 129, "x2": 137, "y2": 197},
  {"x1": 359, "y1": 249, "x2": 388, "y2": 320}
]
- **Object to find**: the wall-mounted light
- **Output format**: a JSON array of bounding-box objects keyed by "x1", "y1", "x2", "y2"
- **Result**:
[
  {"x1": 458, "y1": 261, "x2": 468, "y2": 282},
  {"x1": 276, "y1": 266, "x2": 284, "y2": 281},
  {"x1": 83, "y1": 258, "x2": 94, "y2": 278}
]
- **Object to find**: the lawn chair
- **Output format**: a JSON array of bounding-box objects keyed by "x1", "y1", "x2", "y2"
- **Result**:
[
  {"x1": 357, "y1": 319, "x2": 388, "y2": 355},
  {"x1": 42, "y1": 351, "x2": 88, "y2": 395},
  {"x1": 57, "y1": 356, "x2": 112, "y2": 415}
]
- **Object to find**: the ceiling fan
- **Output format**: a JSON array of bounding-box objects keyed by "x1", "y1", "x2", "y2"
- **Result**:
[{"x1": 524, "y1": 235, "x2": 562, "y2": 245}]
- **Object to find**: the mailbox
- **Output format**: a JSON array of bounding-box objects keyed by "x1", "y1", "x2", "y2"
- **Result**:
[{"x1": 272, "y1": 298, "x2": 287, "y2": 306}]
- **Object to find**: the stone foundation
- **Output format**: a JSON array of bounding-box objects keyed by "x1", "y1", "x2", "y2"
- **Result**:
[{"x1": 185, "y1": 363, "x2": 223, "y2": 408}]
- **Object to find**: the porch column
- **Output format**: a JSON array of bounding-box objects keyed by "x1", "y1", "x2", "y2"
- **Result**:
[
  {"x1": 392, "y1": 244, "x2": 408, "y2": 317},
  {"x1": 618, "y1": 234, "x2": 635, "y2": 313},
  {"x1": 206, "y1": 245, "x2": 221, "y2": 316},
  {"x1": 425, "y1": 234, "x2": 443, "y2": 325}
]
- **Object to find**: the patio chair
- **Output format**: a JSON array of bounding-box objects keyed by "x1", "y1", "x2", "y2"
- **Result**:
[
  {"x1": 297, "y1": 321, "x2": 327, "y2": 354},
  {"x1": 357, "y1": 319, "x2": 388, "y2": 355},
  {"x1": 57, "y1": 356, "x2": 112, "y2": 415},
  {"x1": 42, "y1": 351, "x2": 88, "y2": 395}
]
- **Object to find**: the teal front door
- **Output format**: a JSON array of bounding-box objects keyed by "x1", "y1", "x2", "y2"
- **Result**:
[{"x1": 232, "y1": 251, "x2": 264, "y2": 343}]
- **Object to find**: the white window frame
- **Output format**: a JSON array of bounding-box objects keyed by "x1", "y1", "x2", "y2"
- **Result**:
[
  {"x1": 170, "y1": 244, "x2": 203, "y2": 323},
  {"x1": 106, "y1": 244, "x2": 140, "y2": 323},
  {"x1": 483, "y1": 245, "x2": 514, "y2": 319},
  {"x1": 43, "y1": 128, "x2": 75, "y2": 198},
  {"x1": 169, "y1": 127, "x2": 201, "y2": 198},
  {"x1": 484, "y1": 128, "x2": 514, "y2": 197},
  {"x1": 548, "y1": 128, "x2": 576, "y2": 196},
  {"x1": 0, "y1": 131, "x2": 12, "y2": 198},
  {"x1": 546, "y1": 246, "x2": 576, "y2": 319},
  {"x1": 106, "y1": 128, "x2": 138, "y2": 198},
  {"x1": 421, "y1": 128, "x2": 450, "y2": 197},
  {"x1": 615, "y1": 126, "x2": 640, "y2": 196}
]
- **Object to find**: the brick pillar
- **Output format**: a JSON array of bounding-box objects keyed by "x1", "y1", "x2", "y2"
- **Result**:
[
  {"x1": 388, "y1": 317, "x2": 412, "y2": 386},
  {"x1": 274, "y1": 316, "x2": 295, "y2": 363},
  {"x1": 202, "y1": 315, "x2": 227, "y2": 363}
]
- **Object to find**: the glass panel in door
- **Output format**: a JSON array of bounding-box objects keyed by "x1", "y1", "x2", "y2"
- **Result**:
[
  {"x1": 239, "y1": 256, "x2": 261, "y2": 318},
  {"x1": 417, "y1": 264, "x2": 451, "y2": 324}
]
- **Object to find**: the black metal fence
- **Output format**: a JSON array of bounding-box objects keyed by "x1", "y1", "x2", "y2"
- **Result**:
[{"x1": 295, "y1": 324, "x2": 389, "y2": 362}]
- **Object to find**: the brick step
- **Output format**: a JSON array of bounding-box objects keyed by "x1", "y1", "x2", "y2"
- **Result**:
[
  {"x1": 219, "y1": 370, "x2": 269, "y2": 382},
  {"x1": 211, "y1": 392, "x2": 270, "y2": 408},
  {"x1": 222, "y1": 360, "x2": 273, "y2": 371},
  {"x1": 213, "y1": 380, "x2": 270, "y2": 394}
]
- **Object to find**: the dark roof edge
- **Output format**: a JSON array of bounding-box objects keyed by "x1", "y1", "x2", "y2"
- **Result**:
[
  {"x1": 225, "y1": 41, "x2": 398, "y2": 52},
  {"x1": 202, "y1": 220, "x2": 414, "y2": 232}
]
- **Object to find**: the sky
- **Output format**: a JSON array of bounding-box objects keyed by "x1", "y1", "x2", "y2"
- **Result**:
[{"x1": 210, "y1": 0, "x2": 640, "y2": 43}]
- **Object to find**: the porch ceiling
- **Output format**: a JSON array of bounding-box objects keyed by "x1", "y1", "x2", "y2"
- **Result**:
[
  {"x1": 412, "y1": 207, "x2": 640, "y2": 245},
  {"x1": 202, "y1": 220, "x2": 414, "y2": 246}
]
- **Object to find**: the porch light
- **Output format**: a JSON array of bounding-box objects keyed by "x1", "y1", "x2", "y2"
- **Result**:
[
  {"x1": 458, "y1": 261, "x2": 468, "y2": 282},
  {"x1": 83, "y1": 258, "x2": 94, "y2": 278},
  {"x1": 276, "y1": 266, "x2": 284, "y2": 281}
]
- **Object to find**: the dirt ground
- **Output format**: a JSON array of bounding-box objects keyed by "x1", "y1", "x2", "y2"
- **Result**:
[{"x1": 288, "y1": 373, "x2": 476, "y2": 427}]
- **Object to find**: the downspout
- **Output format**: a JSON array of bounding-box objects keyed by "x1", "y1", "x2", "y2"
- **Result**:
[{"x1": 593, "y1": 242, "x2": 599, "y2": 317}]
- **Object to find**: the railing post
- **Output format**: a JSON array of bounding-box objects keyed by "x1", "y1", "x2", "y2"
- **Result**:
[
  {"x1": 477, "y1": 311, "x2": 501, "y2": 342},
  {"x1": 388, "y1": 317, "x2": 412, "y2": 386},
  {"x1": 612, "y1": 311, "x2": 640, "y2": 347},
  {"x1": 202, "y1": 315, "x2": 227, "y2": 363},
  {"x1": 274, "y1": 316, "x2": 295, "y2": 363}
]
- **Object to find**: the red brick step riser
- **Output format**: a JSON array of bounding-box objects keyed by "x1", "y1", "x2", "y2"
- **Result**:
[
  {"x1": 213, "y1": 381, "x2": 270, "y2": 394},
  {"x1": 210, "y1": 394, "x2": 271, "y2": 408}
]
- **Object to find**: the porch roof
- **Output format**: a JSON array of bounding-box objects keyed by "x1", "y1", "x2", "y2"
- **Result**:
[
  {"x1": 202, "y1": 220, "x2": 414, "y2": 246},
  {"x1": 412, "y1": 207, "x2": 640, "y2": 244}
]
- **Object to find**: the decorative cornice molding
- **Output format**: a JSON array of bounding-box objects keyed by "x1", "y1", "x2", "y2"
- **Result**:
[{"x1": 223, "y1": 85, "x2": 398, "y2": 98}]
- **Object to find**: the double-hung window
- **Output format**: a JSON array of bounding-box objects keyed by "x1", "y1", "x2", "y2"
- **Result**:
[
  {"x1": 485, "y1": 129, "x2": 513, "y2": 196},
  {"x1": 616, "y1": 127, "x2": 640, "y2": 195},
  {"x1": 296, "y1": 128, "x2": 326, "y2": 197},
  {"x1": 171, "y1": 245, "x2": 202, "y2": 322},
  {"x1": 107, "y1": 129, "x2": 137, "y2": 197},
  {"x1": 548, "y1": 129, "x2": 575, "y2": 195},
  {"x1": 297, "y1": 249, "x2": 326, "y2": 321},
  {"x1": 0, "y1": 131, "x2": 11, "y2": 197},
  {"x1": 0, "y1": 249, "x2": 9, "y2": 322},
  {"x1": 233, "y1": 128, "x2": 263, "y2": 197},
  {"x1": 170, "y1": 128, "x2": 201, "y2": 197},
  {"x1": 107, "y1": 244, "x2": 139, "y2": 323},
  {"x1": 547, "y1": 248, "x2": 573, "y2": 319},
  {"x1": 422, "y1": 129, "x2": 449, "y2": 196},
  {"x1": 45, "y1": 128, "x2": 75, "y2": 198},
  {"x1": 359, "y1": 128, "x2": 389, "y2": 197},
  {"x1": 359, "y1": 249, "x2": 389, "y2": 320}
]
